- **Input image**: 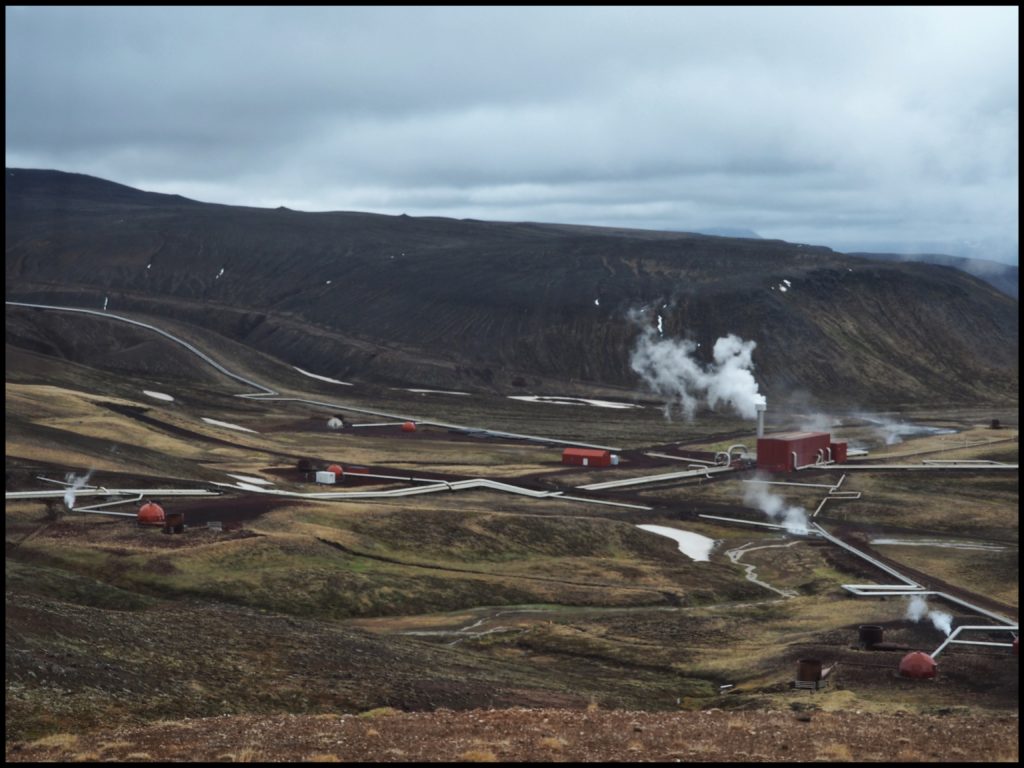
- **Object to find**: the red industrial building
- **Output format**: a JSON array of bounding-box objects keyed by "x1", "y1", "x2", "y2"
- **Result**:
[
  {"x1": 756, "y1": 432, "x2": 833, "y2": 472},
  {"x1": 562, "y1": 447, "x2": 613, "y2": 467}
]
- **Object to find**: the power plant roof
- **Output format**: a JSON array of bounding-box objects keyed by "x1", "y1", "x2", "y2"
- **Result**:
[{"x1": 760, "y1": 431, "x2": 831, "y2": 441}]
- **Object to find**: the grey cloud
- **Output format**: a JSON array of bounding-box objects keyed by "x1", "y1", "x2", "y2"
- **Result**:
[{"x1": 5, "y1": 5, "x2": 1018, "y2": 263}]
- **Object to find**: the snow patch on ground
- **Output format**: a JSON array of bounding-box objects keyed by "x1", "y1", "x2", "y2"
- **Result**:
[
  {"x1": 871, "y1": 538, "x2": 1007, "y2": 551},
  {"x1": 636, "y1": 524, "x2": 715, "y2": 562},
  {"x1": 226, "y1": 474, "x2": 274, "y2": 485},
  {"x1": 202, "y1": 417, "x2": 258, "y2": 433},
  {"x1": 143, "y1": 390, "x2": 174, "y2": 401},
  {"x1": 293, "y1": 366, "x2": 353, "y2": 386},
  {"x1": 234, "y1": 481, "x2": 272, "y2": 492},
  {"x1": 508, "y1": 395, "x2": 643, "y2": 410},
  {"x1": 403, "y1": 388, "x2": 471, "y2": 396}
]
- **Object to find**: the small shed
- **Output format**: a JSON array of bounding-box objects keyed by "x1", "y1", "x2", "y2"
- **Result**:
[
  {"x1": 562, "y1": 447, "x2": 612, "y2": 467},
  {"x1": 315, "y1": 470, "x2": 337, "y2": 484}
]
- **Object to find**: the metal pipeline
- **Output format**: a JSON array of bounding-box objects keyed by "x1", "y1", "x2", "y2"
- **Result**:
[
  {"x1": 74, "y1": 493, "x2": 144, "y2": 512},
  {"x1": 931, "y1": 624, "x2": 1019, "y2": 659},
  {"x1": 6, "y1": 488, "x2": 221, "y2": 500},
  {"x1": 699, "y1": 513, "x2": 815, "y2": 533}
]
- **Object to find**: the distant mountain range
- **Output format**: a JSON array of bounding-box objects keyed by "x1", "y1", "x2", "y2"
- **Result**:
[{"x1": 5, "y1": 168, "x2": 1018, "y2": 407}]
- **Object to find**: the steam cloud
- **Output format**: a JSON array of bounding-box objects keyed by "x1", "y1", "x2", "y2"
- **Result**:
[
  {"x1": 905, "y1": 595, "x2": 954, "y2": 636},
  {"x1": 630, "y1": 324, "x2": 765, "y2": 421},
  {"x1": 63, "y1": 470, "x2": 94, "y2": 510},
  {"x1": 797, "y1": 412, "x2": 838, "y2": 433},
  {"x1": 742, "y1": 479, "x2": 809, "y2": 535},
  {"x1": 852, "y1": 412, "x2": 957, "y2": 447}
]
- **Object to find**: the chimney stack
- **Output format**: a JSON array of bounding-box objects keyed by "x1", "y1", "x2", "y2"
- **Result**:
[{"x1": 756, "y1": 399, "x2": 767, "y2": 438}]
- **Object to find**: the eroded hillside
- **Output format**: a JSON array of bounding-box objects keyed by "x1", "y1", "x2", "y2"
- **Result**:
[{"x1": 6, "y1": 169, "x2": 1018, "y2": 406}]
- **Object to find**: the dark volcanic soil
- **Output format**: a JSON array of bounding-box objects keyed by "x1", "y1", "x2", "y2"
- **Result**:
[{"x1": 5, "y1": 708, "x2": 1018, "y2": 763}]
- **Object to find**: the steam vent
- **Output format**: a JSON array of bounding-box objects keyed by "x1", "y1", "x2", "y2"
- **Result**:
[
  {"x1": 899, "y1": 651, "x2": 937, "y2": 679},
  {"x1": 137, "y1": 501, "x2": 166, "y2": 526}
]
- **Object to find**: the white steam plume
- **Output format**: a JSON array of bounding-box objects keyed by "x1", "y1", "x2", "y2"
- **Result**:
[
  {"x1": 630, "y1": 324, "x2": 764, "y2": 421},
  {"x1": 929, "y1": 611, "x2": 954, "y2": 636},
  {"x1": 742, "y1": 479, "x2": 809, "y2": 535},
  {"x1": 906, "y1": 594, "x2": 929, "y2": 622},
  {"x1": 797, "y1": 412, "x2": 838, "y2": 433},
  {"x1": 63, "y1": 470, "x2": 94, "y2": 510},
  {"x1": 904, "y1": 595, "x2": 953, "y2": 636},
  {"x1": 853, "y1": 412, "x2": 958, "y2": 447}
]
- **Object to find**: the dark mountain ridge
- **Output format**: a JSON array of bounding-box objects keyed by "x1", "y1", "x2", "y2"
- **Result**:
[
  {"x1": 844, "y1": 250, "x2": 1018, "y2": 301},
  {"x1": 5, "y1": 168, "x2": 1018, "y2": 408}
]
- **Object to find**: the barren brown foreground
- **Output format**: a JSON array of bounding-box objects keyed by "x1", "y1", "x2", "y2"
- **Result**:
[{"x1": 5, "y1": 707, "x2": 1018, "y2": 763}]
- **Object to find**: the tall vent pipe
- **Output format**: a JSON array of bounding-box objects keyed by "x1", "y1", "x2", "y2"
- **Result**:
[{"x1": 756, "y1": 399, "x2": 767, "y2": 438}]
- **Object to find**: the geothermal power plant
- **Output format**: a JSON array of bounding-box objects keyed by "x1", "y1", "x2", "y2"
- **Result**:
[{"x1": 5, "y1": 302, "x2": 1017, "y2": 710}]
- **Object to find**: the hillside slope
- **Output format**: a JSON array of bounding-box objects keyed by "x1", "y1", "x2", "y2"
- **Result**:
[
  {"x1": 5, "y1": 168, "x2": 1018, "y2": 407},
  {"x1": 845, "y1": 251, "x2": 1018, "y2": 301}
]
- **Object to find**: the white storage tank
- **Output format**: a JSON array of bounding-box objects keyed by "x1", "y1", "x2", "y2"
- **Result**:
[
  {"x1": 315, "y1": 470, "x2": 337, "y2": 484},
  {"x1": 610, "y1": 454, "x2": 620, "y2": 466}
]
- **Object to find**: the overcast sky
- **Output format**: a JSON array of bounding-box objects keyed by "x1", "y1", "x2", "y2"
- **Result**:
[{"x1": 6, "y1": 6, "x2": 1019, "y2": 263}]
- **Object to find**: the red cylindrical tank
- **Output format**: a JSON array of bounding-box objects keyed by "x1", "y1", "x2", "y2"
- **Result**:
[
  {"x1": 898, "y1": 651, "x2": 937, "y2": 679},
  {"x1": 1013, "y1": 637, "x2": 1019, "y2": 657},
  {"x1": 137, "y1": 501, "x2": 166, "y2": 526},
  {"x1": 326, "y1": 463, "x2": 344, "y2": 478},
  {"x1": 401, "y1": 421, "x2": 417, "y2": 432}
]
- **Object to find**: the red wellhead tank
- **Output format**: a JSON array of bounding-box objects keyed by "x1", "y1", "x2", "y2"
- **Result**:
[
  {"x1": 402, "y1": 421, "x2": 417, "y2": 432},
  {"x1": 326, "y1": 464, "x2": 344, "y2": 478},
  {"x1": 137, "y1": 501, "x2": 166, "y2": 526},
  {"x1": 898, "y1": 651, "x2": 937, "y2": 679}
]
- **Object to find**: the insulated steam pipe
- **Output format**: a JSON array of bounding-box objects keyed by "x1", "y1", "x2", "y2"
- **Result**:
[{"x1": 931, "y1": 624, "x2": 1020, "y2": 659}]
